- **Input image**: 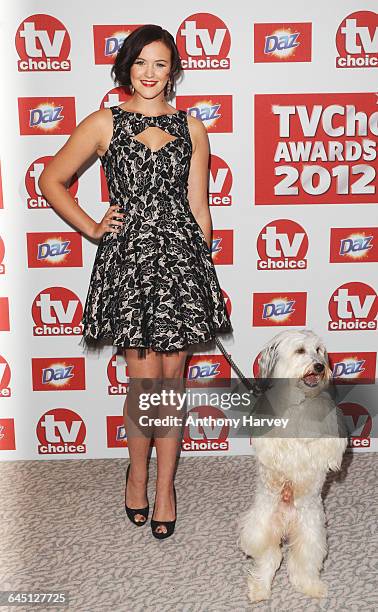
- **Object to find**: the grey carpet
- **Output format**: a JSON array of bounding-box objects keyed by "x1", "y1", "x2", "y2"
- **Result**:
[{"x1": 0, "y1": 454, "x2": 377, "y2": 612}]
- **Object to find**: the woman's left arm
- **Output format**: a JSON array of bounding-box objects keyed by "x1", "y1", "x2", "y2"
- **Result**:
[{"x1": 186, "y1": 115, "x2": 212, "y2": 249}]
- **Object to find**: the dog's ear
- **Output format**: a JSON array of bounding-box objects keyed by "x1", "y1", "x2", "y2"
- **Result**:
[
  {"x1": 258, "y1": 342, "x2": 279, "y2": 379},
  {"x1": 320, "y1": 344, "x2": 333, "y2": 381}
]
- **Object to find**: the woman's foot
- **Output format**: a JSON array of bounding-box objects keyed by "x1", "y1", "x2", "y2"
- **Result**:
[
  {"x1": 125, "y1": 464, "x2": 148, "y2": 524},
  {"x1": 151, "y1": 483, "x2": 176, "y2": 535}
]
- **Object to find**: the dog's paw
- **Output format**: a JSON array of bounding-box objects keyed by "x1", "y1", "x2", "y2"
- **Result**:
[
  {"x1": 247, "y1": 577, "x2": 271, "y2": 603},
  {"x1": 291, "y1": 576, "x2": 328, "y2": 598}
]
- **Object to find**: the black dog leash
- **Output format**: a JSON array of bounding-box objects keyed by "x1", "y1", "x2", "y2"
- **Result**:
[{"x1": 214, "y1": 336, "x2": 263, "y2": 397}]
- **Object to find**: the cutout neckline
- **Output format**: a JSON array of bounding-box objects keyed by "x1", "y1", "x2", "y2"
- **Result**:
[{"x1": 116, "y1": 105, "x2": 181, "y2": 119}]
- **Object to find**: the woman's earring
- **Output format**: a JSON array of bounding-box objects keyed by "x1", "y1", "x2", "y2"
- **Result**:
[
  {"x1": 129, "y1": 83, "x2": 135, "y2": 95},
  {"x1": 165, "y1": 79, "x2": 172, "y2": 98}
]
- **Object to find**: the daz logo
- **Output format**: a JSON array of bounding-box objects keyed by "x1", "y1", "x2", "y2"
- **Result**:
[
  {"x1": 176, "y1": 13, "x2": 231, "y2": 70},
  {"x1": 254, "y1": 22, "x2": 312, "y2": 63},
  {"x1": 16, "y1": 14, "x2": 71, "y2": 72},
  {"x1": 27, "y1": 232, "x2": 83, "y2": 268},
  {"x1": 18, "y1": 97, "x2": 76, "y2": 135},
  {"x1": 32, "y1": 357, "x2": 86, "y2": 391},
  {"x1": 253, "y1": 292, "x2": 307, "y2": 327},
  {"x1": 328, "y1": 282, "x2": 377, "y2": 331},
  {"x1": 32, "y1": 287, "x2": 83, "y2": 337},
  {"x1": 37, "y1": 408, "x2": 86, "y2": 454},
  {"x1": 330, "y1": 352, "x2": 376, "y2": 383},
  {"x1": 0, "y1": 419, "x2": 16, "y2": 450},
  {"x1": 336, "y1": 11, "x2": 378, "y2": 68},
  {"x1": 93, "y1": 25, "x2": 141, "y2": 64},
  {"x1": 330, "y1": 228, "x2": 378, "y2": 263},
  {"x1": 178, "y1": 94, "x2": 232, "y2": 132},
  {"x1": 257, "y1": 219, "x2": 308, "y2": 270},
  {"x1": 185, "y1": 354, "x2": 231, "y2": 387}
]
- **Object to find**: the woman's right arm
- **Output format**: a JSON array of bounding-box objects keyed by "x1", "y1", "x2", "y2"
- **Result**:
[{"x1": 38, "y1": 109, "x2": 124, "y2": 240}]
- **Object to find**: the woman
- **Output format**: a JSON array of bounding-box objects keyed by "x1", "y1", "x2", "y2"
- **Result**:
[{"x1": 38, "y1": 24, "x2": 233, "y2": 539}]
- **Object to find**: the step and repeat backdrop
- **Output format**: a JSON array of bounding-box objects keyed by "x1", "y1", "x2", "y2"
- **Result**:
[{"x1": 1, "y1": 1, "x2": 377, "y2": 458}]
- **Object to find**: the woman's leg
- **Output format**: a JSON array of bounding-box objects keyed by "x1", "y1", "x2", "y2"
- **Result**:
[
  {"x1": 152, "y1": 350, "x2": 188, "y2": 534},
  {"x1": 123, "y1": 347, "x2": 163, "y2": 523}
]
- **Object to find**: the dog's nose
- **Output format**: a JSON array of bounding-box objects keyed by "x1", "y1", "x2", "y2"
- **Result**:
[{"x1": 314, "y1": 362, "x2": 324, "y2": 373}]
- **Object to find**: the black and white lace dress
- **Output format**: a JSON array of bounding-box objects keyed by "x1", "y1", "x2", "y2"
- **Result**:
[{"x1": 79, "y1": 105, "x2": 233, "y2": 357}]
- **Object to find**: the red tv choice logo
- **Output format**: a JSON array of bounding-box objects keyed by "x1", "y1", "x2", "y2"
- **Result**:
[
  {"x1": 0, "y1": 356, "x2": 11, "y2": 398},
  {"x1": 0, "y1": 297, "x2": 10, "y2": 332},
  {"x1": 254, "y1": 92, "x2": 378, "y2": 205},
  {"x1": 253, "y1": 292, "x2": 307, "y2": 327},
  {"x1": 106, "y1": 415, "x2": 128, "y2": 448},
  {"x1": 0, "y1": 419, "x2": 16, "y2": 450},
  {"x1": 329, "y1": 352, "x2": 376, "y2": 383},
  {"x1": 182, "y1": 406, "x2": 229, "y2": 451},
  {"x1": 26, "y1": 156, "x2": 78, "y2": 209},
  {"x1": 18, "y1": 97, "x2": 76, "y2": 135},
  {"x1": 340, "y1": 402, "x2": 372, "y2": 449},
  {"x1": 257, "y1": 220, "x2": 308, "y2": 270},
  {"x1": 330, "y1": 228, "x2": 378, "y2": 263},
  {"x1": 32, "y1": 287, "x2": 83, "y2": 337},
  {"x1": 37, "y1": 408, "x2": 86, "y2": 454},
  {"x1": 254, "y1": 22, "x2": 312, "y2": 63},
  {"x1": 93, "y1": 25, "x2": 141, "y2": 64},
  {"x1": 16, "y1": 14, "x2": 71, "y2": 72},
  {"x1": 185, "y1": 354, "x2": 231, "y2": 387},
  {"x1": 336, "y1": 11, "x2": 378, "y2": 68},
  {"x1": 32, "y1": 357, "x2": 86, "y2": 391},
  {"x1": 210, "y1": 230, "x2": 233, "y2": 265},
  {"x1": 107, "y1": 352, "x2": 130, "y2": 396},
  {"x1": 0, "y1": 236, "x2": 5, "y2": 274},
  {"x1": 27, "y1": 232, "x2": 83, "y2": 268},
  {"x1": 176, "y1": 13, "x2": 230, "y2": 70},
  {"x1": 209, "y1": 154, "x2": 232, "y2": 206},
  {"x1": 177, "y1": 95, "x2": 232, "y2": 132},
  {"x1": 328, "y1": 282, "x2": 378, "y2": 331},
  {"x1": 100, "y1": 86, "x2": 132, "y2": 112}
]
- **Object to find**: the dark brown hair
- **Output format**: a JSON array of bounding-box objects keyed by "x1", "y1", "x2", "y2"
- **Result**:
[{"x1": 111, "y1": 24, "x2": 183, "y2": 98}]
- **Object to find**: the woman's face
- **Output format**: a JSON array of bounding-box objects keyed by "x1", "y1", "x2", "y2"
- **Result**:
[{"x1": 130, "y1": 40, "x2": 172, "y2": 99}]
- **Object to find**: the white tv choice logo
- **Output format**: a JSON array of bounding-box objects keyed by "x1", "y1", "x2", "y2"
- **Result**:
[
  {"x1": 336, "y1": 10, "x2": 378, "y2": 68},
  {"x1": 328, "y1": 282, "x2": 378, "y2": 331},
  {"x1": 37, "y1": 408, "x2": 86, "y2": 454},
  {"x1": 16, "y1": 14, "x2": 71, "y2": 71},
  {"x1": 32, "y1": 287, "x2": 83, "y2": 337},
  {"x1": 176, "y1": 13, "x2": 231, "y2": 69},
  {"x1": 257, "y1": 219, "x2": 308, "y2": 270}
]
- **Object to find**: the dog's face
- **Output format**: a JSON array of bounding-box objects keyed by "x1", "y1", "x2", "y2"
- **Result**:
[{"x1": 258, "y1": 329, "x2": 332, "y2": 390}]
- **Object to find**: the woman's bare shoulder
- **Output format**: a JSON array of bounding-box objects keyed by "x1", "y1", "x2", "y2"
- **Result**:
[
  {"x1": 186, "y1": 113, "x2": 208, "y2": 151},
  {"x1": 78, "y1": 107, "x2": 113, "y2": 155}
]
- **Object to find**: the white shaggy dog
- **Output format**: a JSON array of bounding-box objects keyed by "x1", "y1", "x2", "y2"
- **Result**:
[{"x1": 238, "y1": 329, "x2": 347, "y2": 602}]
